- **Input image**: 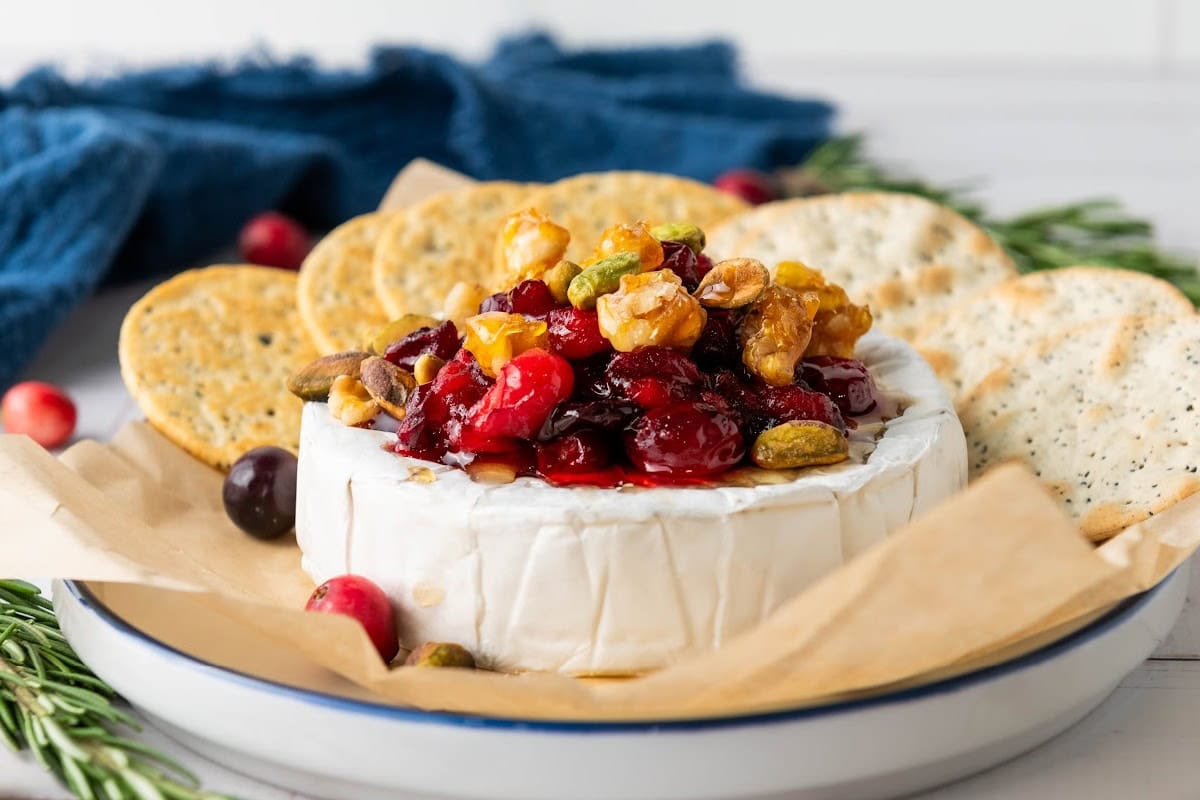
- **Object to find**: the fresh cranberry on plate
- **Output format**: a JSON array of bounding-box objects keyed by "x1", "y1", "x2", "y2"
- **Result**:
[
  {"x1": 306, "y1": 575, "x2": 399, "y2": 663},
  {"x1": 1, "y1": 381, "x2": 77, "y2": 448}
]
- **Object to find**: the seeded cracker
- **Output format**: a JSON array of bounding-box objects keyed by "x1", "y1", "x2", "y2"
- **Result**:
[
  {"x1": 915, "y1": 266, "x2": 1195, "y2": 402},
  {"x1": 959, "y1": 314, "x2": 1200, "y2": 540},
  {"x1": 119, "y1": 265, "x2": 319, "y2": 471},
  {"x1": 707, "y1": 192, "x2": 1017, "y2": 341},
  {"x1": 372, "y1": 182, "x2": 535, "y2": 318},
  {"x1": 521, "y1": 172, "x2": 748, "y2": 264},
  {"x1": 298, "y1": 211, "x2": 400, "y2": 353}
]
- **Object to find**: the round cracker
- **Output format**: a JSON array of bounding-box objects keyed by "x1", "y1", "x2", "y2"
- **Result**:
[
  {"x1": 119, "y1": 265, "x2": 319, "y2": 471},
  {"x1": 520, "y1": 171, "x2": 748, "y2": 263},
  {"x1": 372, "y1": 182, "x2": 534, "y2": 318},
  {"x1": 298, "y1": 211, "x2": 399, "y2": 353},
  {"x1": 959, "y1": 314, "x2": 1200, "y2": 540},
  {"x1": 707, "y1": 192, "x2": 1018, "y2": 342},
  {"x1": 915, "y1": 266, "x2": 1195, "y2": 402}
]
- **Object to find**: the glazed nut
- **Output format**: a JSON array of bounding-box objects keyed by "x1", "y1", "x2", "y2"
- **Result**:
[
  {"x1": 359, "y1": 356, "x2": 416, "y2": 419},
  {"x1": 649, "y1": 221, "x2": 706, "y2": 255},
  {"x1": 328, "y1": 375, "x2": 380, "y2": 426},
  {"x1": 567, "y1": 252, "x2": 642, "y2": 309},
  {"x1": 465, "y1": 460, "x2": 519, "y2": 485},
  {"x1": 365, "y1": 315, "x2": 438, "y2": 356},
  {"x1": 413, "y1": 353, "x2": 446, "y2": 385},
  {"x1": 287, "y1": 351, "x2": 370, "y2": 401},
  {"x1": 751, "y1": 420, "x2": 849, "y2": 469},
  {"x1": 463, "y1": 312, "x2": 549, "y2": 377},
  {"x1": 495, "y1": 208, "x2": 571, "y2": 284},
  {"x1": 589, "y1": 221, "x2": 664, "y2": 270},
  {"x1": 404, "y1": 642, "x2": 477, "y2": 669},
  {"x1": 543, "y1": 260, "x2": 582, "y2": 305},
  {"x1": 442, "y1": 282, "x2": 490, "y2": 331},
  {"x1": 595, "y1": 269, "x2": 707, "y2": 352},
  {"x1": 694, "y1": 258, "x2": 769, "y2": 309},
  {"x1": 739, "y1": 284, "x2": 820, "y2": 386}
]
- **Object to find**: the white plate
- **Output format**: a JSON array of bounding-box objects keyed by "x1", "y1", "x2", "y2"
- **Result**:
[{"x1": 53, "y1": 571, "x2": 1187, "y2": 800}]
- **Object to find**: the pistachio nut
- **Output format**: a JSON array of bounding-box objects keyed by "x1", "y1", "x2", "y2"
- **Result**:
[
  {"x1": 287, "y1": 351, "x2": 370, "y2": 401},
  {"x1": 404, "y1": 642, "x2": 476, "y2": 669},
  {"x1": 365, "y1": 314, "x2": 439, "y2": 356},
  {"x1": 567, "y1": 252, "x2": 642, "y2": 310},
  {"x1": 751, "y1": 420, "x2": 849, "y2": 470},
  {"x1": 694, "y1": 258, "x2": 769, "y2": 309},
  {"x1": 543, "y1": 259, "x2": 582, "y2": 305},
  {"x1": 650, "y1": 221, "x2": 706, "y2": 255},
  {"x1": 359, "y1": 356, "x2": 416, "y2": 419}
]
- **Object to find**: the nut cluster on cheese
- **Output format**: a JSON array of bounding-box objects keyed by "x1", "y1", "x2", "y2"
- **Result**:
[{"x1": 287, "y1": 212, "x2": 879, "y2": 487}]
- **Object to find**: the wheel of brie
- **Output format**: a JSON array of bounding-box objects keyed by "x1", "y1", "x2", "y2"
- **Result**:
[{"x1": 296, "y1": 329, "x2": 965, "y2": 675}]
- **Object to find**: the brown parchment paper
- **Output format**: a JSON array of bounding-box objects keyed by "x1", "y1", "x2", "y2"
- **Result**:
[{"x1": 1, "y1": 158, "x2": 1198, "y2": 721}]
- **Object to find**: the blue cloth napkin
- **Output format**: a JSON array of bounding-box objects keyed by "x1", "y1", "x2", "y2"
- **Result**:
[{"x1": 0, "y1": 34, "x2": 833, "y2": 388}]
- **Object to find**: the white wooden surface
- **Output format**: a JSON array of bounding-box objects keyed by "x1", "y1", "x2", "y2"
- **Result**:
[{"x1": 3, "y1": 56, "x2": 1200, "y2": 798}]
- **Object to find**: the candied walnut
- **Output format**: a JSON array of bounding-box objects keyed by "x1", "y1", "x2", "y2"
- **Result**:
[
  {"x1": 694, "y1": 258, "x2": 769, "y2": 309},
  {"x1": 739, "y1": 284, "x2": 820, "y2": 386},
  {"x1": 495, "y1": 208, "x2": 571, "y2": 285},
  {"x1": 751, "y1": 420, "x2": 849, "y2": 469},
  {"x1": 774, "y1": 260, "x2": 872, "y2": 358},
  {"x1": 589, "y1": 221, "x2": 664, "y2": 270},
  {"x1": 596, "y1": 270, "x2": 706, "y2": 352},
  {"x1": 442, "y1": 281, "x2": 490, "y2": 331},
  {"x1": 462, "y1": 311, "x2": 549, "y2": 377},
  {"x1": 328, "y1": 375, "x2": 380, "y2": 426}
]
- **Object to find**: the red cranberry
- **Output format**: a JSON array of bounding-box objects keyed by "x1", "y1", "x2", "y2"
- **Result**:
[
  {"x1": 222, "y1": 446, "x2": 297, "y2": 540},
  {"x1": 509, "y1": 280, "x2": 558, "y2": 317},
  {"x1": 479, "y1": 291, "x2": 513, "y2": 314},
  {"x1": 604, "y1": 347, "x2": 705, "y2": 403},
  {"x1": 713, "y1": 169, "x2": 778, "y2": 206},
  {"x1": 625, "y1": 377, "x2": 683, "y2": 409},
  {"x1": 546, "y1": 307, "x2": 611, "y2": 360},
  {"x1": 624, "y1": 401, "x2": 744, "y2": 476},
  {"x1": 800, "y1": 357, "x2": 878, "y2": 416},
  {"x1": 692, "y1": 309, "x2": 740, "y2": 370},
  {"x1": 238, "y1": 211, "x2": 312, "y2": 270},
  {"x1": 659, "y1": 240, "x2": 703, "y2": 290},
  {"x1": 383, "y1": 321, "x2": 460, "y2": 371},
  {"x1": 397, "y1": 349, "x2": 491, "y2": 455},
  {"x1": 537, "y1": 399, "x2": 640, "y2": 441},
  {"x1": 306, "y1": 575, "x2": 399, "y2": 663},
  {"x1": 696, "y1": 253, "x2": 715, "y2": 280},
  {"x1": 1, "y1": 381, "x2": 76, "y2": 448},
  {"x1": 536, "y1": 430, "x2": 612, "y2": 474},
  {"x1": 712, "y1": 371, "x2": 844, "y2": 434},
  {"x1": 469, "y1": 348, "x2": 574, "y2": 440}
]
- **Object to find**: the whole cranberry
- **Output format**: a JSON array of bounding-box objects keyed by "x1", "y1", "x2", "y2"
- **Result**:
[
  {"x1": 306, "y1": 575, "x2": 399, "y2": 663},
  {"x1": 222, "y1": 446, "x2": 298, "y2": 540},
  {"x1": 659, "y1": 240, "x2": 703, "y2": 290},
  {"x1": 572, "y1": 354, "x2": 616, "y2": 399},
  {"x1": 238, "y1": 211, "x2": 312, "y2": 270},
  {"x1": 713, "y1": 169, "x2": 778, "y2": 206},
  {"x1": 537, "y1": 399, "x2": 640, "y2": 441},
  {"x1": 536, "y1": 430, "x2": 612, "y2": 474},
  {"x1": 604, "y1": 347, "x2": 705, "y2": 403},
  {"x1": 509, "y1": 280, "x2": 558, "y2": 317},
  {"x1": 383, "y1": 321, "x2": 460, "y2": 371},
  {"x1": 624, "y1": 401, "x2": 744, "y2": 476},
  {"x1": 1, "y1": 381, "x2": 76, "y2": 448},
  {"x1": 800, "y1": 357, "x2": 878, "y2": 416},
  {"x1": 479, "y1": 291, "x2": 513, "y2": 314},
  {"x1": 397, "y1": 349, "x2": 491, "y2": 455},
  {"x1": 546, "y1": 307, "x2": 611, "y2": 360},
  {"x1": 711, "y1": 371, "x2": 844, "y2": 435},
  {"x1": 469, "y1": 348, "x2": 575, "y2": 440}
]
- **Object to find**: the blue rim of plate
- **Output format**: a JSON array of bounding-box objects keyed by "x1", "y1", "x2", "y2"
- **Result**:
[{"x1": 63, "y1": 573, "x2": 1171, "y2": 734}]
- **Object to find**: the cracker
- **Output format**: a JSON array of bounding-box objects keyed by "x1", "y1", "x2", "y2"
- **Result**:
[
  {"x1": 372, "y1": 182, "x2": 534, "y2": 318},
  {"x1": 707, "y1": 192, "x2": 1018, "y2": 341},
  {"x1": 915, "y1": 266, "x2": 1195, "y2": 401},
  {"x1": 119, "y1": 265, "x2": 319, "y2": 471},
  {"x1": 520, "y1": 172, "x2": 748, "y2": 263},
  {"x1": 959, "y1": 314, "x2": 1200, "y2": 540},
  {"x1": 298, "y1": 212, "x2": 399, "y2": 353}
]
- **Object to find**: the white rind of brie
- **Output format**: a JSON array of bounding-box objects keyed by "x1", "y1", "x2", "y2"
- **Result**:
[{"x1": 296, "y1": 332, "x2": 966, "y2": 675}]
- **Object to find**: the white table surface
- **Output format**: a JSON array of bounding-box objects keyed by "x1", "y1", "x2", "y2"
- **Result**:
[{"x1": 3, "y1": 62, "x2": 1200, "y2": 800}]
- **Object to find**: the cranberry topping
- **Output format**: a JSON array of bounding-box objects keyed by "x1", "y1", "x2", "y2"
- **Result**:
[
  {"x1": 383, "y1": 320, "x2": 461, "y2": 371},
  {"x1": 799, "y1": 357, "x2": 878, "y2": 416},
  {"x1": 692, "y1": 309, "x2": 740, "y2": 370},
  {"x1": 659, "y1": 240, "x2": 703, "y2": 290},
  {"x1": 469, "y1": 348, "x2": 575, "y2": 440},
  {"x1": 604, "y1": 347, "x2": 706, "y2": 403},
  {"x1": 712, "y1": 370, "x2": 845, "y2": 435},
  {"x1": 624, "y1": 400, "x2": 744, "y2": 476},
  {"x1": 537, "y1": 399, "x2": 640, "y2": 441},
  {"x1": 536, "y1": 430, "x2": 612, "y2": 475},
  {"x1": 479, "y1": 291, "x2": 513, "y2": 314},
  {"x1": 396, "y1": 349, "x2": 491, "y2": 455},
  {"x1": 509, "y1": 279, "x2": 559, "y2": 317},
  {"x1": 695, "y1": 252, "x2": 715, "y2": 281},
  {"x1": 546, "y1": 307, "x2": 612, "y2": 360}
]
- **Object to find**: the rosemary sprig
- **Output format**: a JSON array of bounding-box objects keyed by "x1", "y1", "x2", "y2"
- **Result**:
[
  {"x1": 0, "y1": 579, "x2": 234, "y2": 800},
  {"x1": 784, "y1": 134, "x2": 1200, "y2": 304}
]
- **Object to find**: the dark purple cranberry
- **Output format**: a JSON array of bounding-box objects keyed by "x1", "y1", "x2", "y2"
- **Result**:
[
  {"x1": 546, "y1": 307, "x2": 612, "y2": 360},
  {"x1": 799, "y1": 357, "x2": 878, "y2": 416},
  {"x1": 509, "y1": 280, "x2": 558, "y2": 317},
  {"x1": 692, "y1": 309, "x2": 740, "y2": 370},
  {"x1": 479, "y1": 291, "x2": 513, "y2": 314},
  {"x1": 604, "y1": 347, "x2": 706, "y2": 402},
  {"x1": 572, "y1": 354, "x2": 615, "y2": 399},
  {"x1": 536, "y1": 430, "x2": 612, "y2": 474},
  {"x1": 537, "y1": 399, "x2": 640, "y2": 441},
  {"x1": 383, "y1": 321, "x2": 460, "y2": 371},
  {"x1": 712, "y1": 370, "x2": 844, "y2": 435},
  {"x1": 624, "y1": 401, "x2": 744, "y2": 476},
  {"x1": 222, "y1": 447, "x2": 297, "y2": 540},
  {"x1": 660, "y1": 240, "x2": 703, "y2": 290},
  {"x1": 696, "y1": 252, "x2": 715, "y2": 281}
]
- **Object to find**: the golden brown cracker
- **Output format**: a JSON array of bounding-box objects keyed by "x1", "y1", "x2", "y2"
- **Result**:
[
  {"x1": 298, "y1": 212, "x2": 398, "y2": 353},
  {"x1": 372, "y1": 182, "x2": 534, "y2": 318},
  {"x1": 119, "y1": 265, "x2": 319, "y2": 471}
]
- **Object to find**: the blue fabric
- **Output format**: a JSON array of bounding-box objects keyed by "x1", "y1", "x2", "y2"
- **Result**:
[{"x1": 0, "y1": 34, "x2": 833, "y2": 388}]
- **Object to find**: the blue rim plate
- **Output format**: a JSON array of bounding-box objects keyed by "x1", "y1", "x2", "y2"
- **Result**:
[{"x1": 63, "y1": 576, "x2": 1165, "y2": 733}]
